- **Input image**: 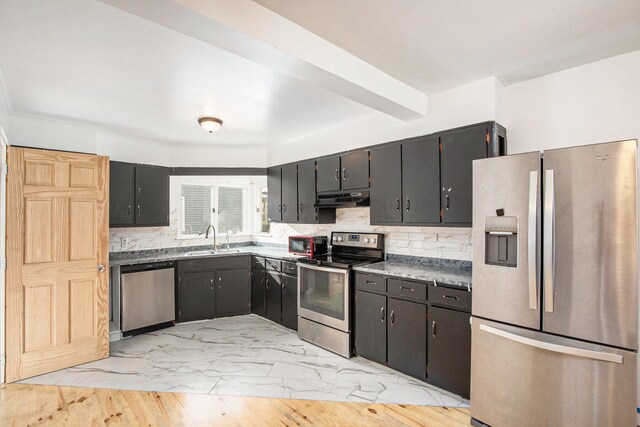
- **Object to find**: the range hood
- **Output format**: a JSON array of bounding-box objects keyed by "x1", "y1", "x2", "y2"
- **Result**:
[{"x1": 314, "y1": 191, "x2": 370, "y2": 208}]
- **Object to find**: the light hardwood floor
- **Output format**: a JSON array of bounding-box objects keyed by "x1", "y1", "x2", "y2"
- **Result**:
[{"x1": 0, "y1": 383, "x2": 471, "y2": 426}]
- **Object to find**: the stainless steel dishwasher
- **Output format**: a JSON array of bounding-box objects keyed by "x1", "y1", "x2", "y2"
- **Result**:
[{"x1": 121, "y1": 261, "x2": 176, "y2": 336}]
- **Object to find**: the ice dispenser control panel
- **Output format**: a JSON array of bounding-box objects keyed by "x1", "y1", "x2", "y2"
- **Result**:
[{"x1": 484, "y1": 216, "x2": 518, "y2": 267}]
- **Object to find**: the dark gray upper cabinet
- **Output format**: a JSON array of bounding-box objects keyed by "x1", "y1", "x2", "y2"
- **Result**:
[
  {"x1": 135, "y1": 165, "x2": 170, "y2": 226},
  {"x1": 267, "y1": 166, "x2": 282, "y2": 222},
  {"x1": 216, "y1": 268, "x2": 251, "y2": 317},
  {"x1": 280, "y1": 274, "x2": 298, "y2": 331},
  {"x1": 316, "y1": 155, "x2": 341, "y2": 192},
  {"x1": 340, "y1": 150, "x2": 369, "y2": 190},
  {"x1": 440, "y1": 124, "x2": 489, "y2": 224},
  {"x1": 402, "y1": 136, "x2": 440, "y2": 224},
  {"x1": 387, "y1": 297, "x2": 427, "y2": 379},
  {"x1": 281, "y1": 164, "x2": 298, "y2": 223},
  {"x1": 427, "y1": 306, "x2": 472, "y2": 399},
  {"x1": 297, "y1": 159, "x2": 317, "y2": 223},
  {"x1": 370, "y1": 144, "x2": 402, "y2": 224},
  {"x1": 109, "y1": 162, "x2": 169, "y2": 227},
  {"x1": 355, "y1": 290, "x2": 387, "y2": 365},
  {"x1": 109, "y1": 161, "x2": 136, "y2": 226}
]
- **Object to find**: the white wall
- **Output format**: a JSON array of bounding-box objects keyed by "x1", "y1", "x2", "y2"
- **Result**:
[
  {"x1": 502, "y1": 49, "x2": 640, "y2": 154},
  {"x1": 0, "y1": 69, "x2": 11, "y2": 137},
  {"x1": 267, "y1": 77, "x2": 501, "y2": 166},
  {"x1": 8, "y1": 113, "x2": 267, "y2": 167}
]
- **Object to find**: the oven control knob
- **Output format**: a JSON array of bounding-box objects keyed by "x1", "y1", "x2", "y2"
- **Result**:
[
  {"x1": 337, "y1": 236, "x2": 343, "y2": 242},
  {"x1": 364, "y1": 238, "x2": 370, "y2": 243},
  {"x1": 332, "y1": 236, "x2": 337, "y2": 241},
  {"x1": 371, "y1": 238, "x2": 377, "y2": 244}
]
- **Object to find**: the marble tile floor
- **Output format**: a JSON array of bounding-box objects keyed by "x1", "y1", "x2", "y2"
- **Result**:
[{"x1": 19, "y1": 315, "x2": 469, "y2": 407}]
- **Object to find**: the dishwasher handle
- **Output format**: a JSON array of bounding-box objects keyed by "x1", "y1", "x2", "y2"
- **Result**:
[{"x1": 121, "y1": 261, "x2": 176, "y2": 273}]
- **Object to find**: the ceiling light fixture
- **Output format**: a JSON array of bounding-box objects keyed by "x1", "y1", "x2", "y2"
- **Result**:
[{"x1": 198, "y1": 117, "x2": 223, "y2": 133}]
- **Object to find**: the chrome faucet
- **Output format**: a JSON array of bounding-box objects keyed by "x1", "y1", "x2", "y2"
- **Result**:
[{"x1": 205, "y1": 224, "x2": 216, "y2": 251}]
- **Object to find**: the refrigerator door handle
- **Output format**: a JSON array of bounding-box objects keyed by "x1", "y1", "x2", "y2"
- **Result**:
[
  {"x1": 479, "y1": 323, "x2": 623, "y2": 364},
  {"x1": 527, "y1": 170, "x2": 539, "y2": 310},
  {"x1": 543, "y1": 169, "x2": 555, "y2": 313}
]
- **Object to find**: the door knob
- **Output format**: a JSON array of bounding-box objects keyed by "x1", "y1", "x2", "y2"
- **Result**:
[{"x1": 97, "y1": 264, "x2": 106, "y2": 272}]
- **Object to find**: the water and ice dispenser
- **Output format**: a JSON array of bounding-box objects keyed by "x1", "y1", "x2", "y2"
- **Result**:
[{"x1": 484, "y1": 214, "x2": 518, "y2": 267}]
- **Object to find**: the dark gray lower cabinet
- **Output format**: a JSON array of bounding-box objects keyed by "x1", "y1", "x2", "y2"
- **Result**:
[
  {"x1": 178, "y1": 271, "x2": 215, "y2": 322},
  {"x1": 251, "y1": 267, "x2": 266, "y2": 316},
  {"x1": 265, "y1": 270, "x2": 282, "y2": 323},
  {"x1": 387, "y1": 298, "x2": 427, "y2": 379},
  {"x1": 281, "y1": 274, "x2": 298, "y2": 330},
  {"x1": 216, "y1": 269, "x2": 251, "y2": 317},
  {"x1": 427, "y1": 306, "x2": 471, "y2": 399},
  {"x1": 354, "y1": 290, "x2": 387, "y2": 364},
  {"x1": 177, "y1": 256, "x2": 250, "y2": 322}
]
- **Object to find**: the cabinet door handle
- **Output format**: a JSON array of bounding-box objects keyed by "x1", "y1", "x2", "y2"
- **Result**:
[
  {"x1": 137, "y1": 205, "x2": 141, "y2": 216},
  {"x1": 380, "y1": 307, "x2": 385, "y2": 321},
  {"x1": 399, "y1": 286, "x2": 414, "y2": 292},
  {"x1": 335, "y1": 169, "x2": 339, "y2": 182},
  {"x1": 281, "y1": 282, "x2": 286, "y2": 295},
  {"x1": 390, "y1": 310, "x2": 395, "y2": 325},
  {"x1": 265, "y1": 279, "x2": 269, "y2": 290},
  {"x1": 445, "y1": 194, "x2": 450, "y2": 210},
  {"x1": 218, "y1": 277, "x2": 222, "y2": 288},
  {"x1": 282, "y1": 204, "x2": 286, "y2": 213},
  {"x1": 210, "y1": 278, "x2": 214, "y2": 290},
  {"x1": 432, "y1": 320, "x2": 437, "y2": 338},
  {"x1": 278, "y1": 204, "x2": 281, "y2": 212},
  {"x1": 365, "y1": 280, "x2": 377, "y2": 286},
  {"x1": 298, "y1": 202, "x2": 303, "y2": 212},
  {"x1": 442, "y1": 294, "x2": 460, "y2": 301},
  {"x1": 406, "y1": 198, "x2": 410, "y2": 211},
  {"x1": 342, "y1": 168, "x2": 346, "y2": 181},
  {"x1": 127, "y1": 205, "x2": 131, "y2": 216},
  {"x1": 396, "y1": 198, "x2": 400, "y2": 212}
]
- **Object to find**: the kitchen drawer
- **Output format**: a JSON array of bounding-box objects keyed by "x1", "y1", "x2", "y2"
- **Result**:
[
  {"x1": 355, "y1": 273, "x2": 387, "y2": 295},
  {"x1": 252, "y1": 256, "x2": 266, "y2": 270},
  {"x1": 282, "y1": 261, "x2": 298, "y2": 276},
  {"x1": 265, "y1": 258, "x2": 282, "y2": 273},
  {"x1": 388, "y1": 278, "x2": 427, "y2": 301},
  {"x1": 428, "y1": 285, "x2": 471, "y2": 312},
  {"x1": 179, "y1": 255, "x2": 250, "y2": 272}
]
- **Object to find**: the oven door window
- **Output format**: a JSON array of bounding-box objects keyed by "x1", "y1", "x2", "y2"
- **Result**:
[
  {"x1": 299, "y1": 267, "x2": 346, "y2": 320},
  {"x1": 290, "y1": 239, "x2": 308, "y2": 254}
]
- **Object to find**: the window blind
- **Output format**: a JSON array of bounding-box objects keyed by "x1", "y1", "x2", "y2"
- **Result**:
[
  {"x1": 218, "y1": 187, "x2": 244, "y2": 233},
  {"x1": 181, "y1": 184, "x2": 212, "y2": 235}
]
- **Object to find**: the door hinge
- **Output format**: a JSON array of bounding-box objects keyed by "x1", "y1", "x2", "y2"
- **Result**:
[
  {"x1": 425, "y1": 364, "x2": 429, "y2": 376},
  {"x1": 439, "y1": 209, "x2": 444, "y2": 220},
  {"x1": 439, "y1": 142, "x2": 442, "y2": 152},
  {"x1": 0, "y1": 258, "x2": 6, "y2": 270},
  {"x1": 1, "y1": 164, "x2": 7, "y2": 176},
  {"x1": 486, "y1": 129, "x2": 490, "y2": 143}
]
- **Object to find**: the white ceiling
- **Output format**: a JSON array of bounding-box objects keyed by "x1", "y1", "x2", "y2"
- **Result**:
[
  {"x1": 0, "y1": 0, "x2": 639, "y2": 147},
  {"x1": 254, "y1": 0, "x2": 640, "y2": 92}
]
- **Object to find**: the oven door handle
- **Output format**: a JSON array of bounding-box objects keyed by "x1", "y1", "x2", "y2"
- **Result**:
[{"x1": 297, "y1": 263, "x2": 349, "y2": 275}]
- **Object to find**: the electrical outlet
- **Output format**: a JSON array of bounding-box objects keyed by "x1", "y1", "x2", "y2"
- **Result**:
[{"x1": 120, "y1": 237, "x2": 129, "y2": 248}]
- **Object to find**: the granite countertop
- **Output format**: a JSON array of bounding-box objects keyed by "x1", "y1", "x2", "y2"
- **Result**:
[
  {"x1": 353, "y1": 260, "x2": 472, "y2": 290},
  {"x1": 110, "y1": 245, "x2": 302, "y2": 267}
]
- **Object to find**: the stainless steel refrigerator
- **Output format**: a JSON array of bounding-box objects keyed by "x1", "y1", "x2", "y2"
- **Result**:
[{"x1": 471, "y1": 140, "x2": 638, "y2": 427}]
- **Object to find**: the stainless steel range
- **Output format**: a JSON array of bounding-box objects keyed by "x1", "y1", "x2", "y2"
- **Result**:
[{"x1": 297, "y1": 231, "x2": 384, "y2": 358}]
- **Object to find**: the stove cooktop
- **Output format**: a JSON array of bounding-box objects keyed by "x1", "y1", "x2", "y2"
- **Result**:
[{"x1": 297, "y1": 254, "x2": 378, "y2": 269}]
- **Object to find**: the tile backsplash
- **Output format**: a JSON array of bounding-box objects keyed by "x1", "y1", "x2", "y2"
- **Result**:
[{"x1": 110, "y1": 207, "x2": 472, "y2": 262}]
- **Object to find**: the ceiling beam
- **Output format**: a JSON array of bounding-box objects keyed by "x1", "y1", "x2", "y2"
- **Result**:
[{"x1": 100, "y1": 0, "x2": 427, "y2": 120}]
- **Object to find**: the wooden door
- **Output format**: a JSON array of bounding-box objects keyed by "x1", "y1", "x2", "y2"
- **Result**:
[
  {"x1": 402, "y1": 136, "x2": 441, "y2": 224},
  {"x1": 370, "y1": 144, "x2": 402, "y2": 224},
  {"x1": 6, "y1": 147, "x2": 109, "y2": 382}
]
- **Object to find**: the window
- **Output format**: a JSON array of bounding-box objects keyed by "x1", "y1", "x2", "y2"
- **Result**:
[{"x1": 174, "y1": 176, "x2": 266, "y2": 238}]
